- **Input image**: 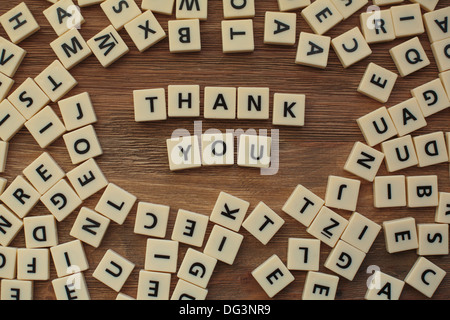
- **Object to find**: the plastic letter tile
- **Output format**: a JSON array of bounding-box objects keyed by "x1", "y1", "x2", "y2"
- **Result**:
[
  {"x1": 381, "y1": 135, "x2": 418, "y2": 172},
  {"x1": 324, "y1": 240, "x2": 366, "y2": 281},
  {"x1": 221, "y1": 19, "x2": 254, "y2": 53},
  {"x1": 50, "y1": 28, "x2": 92, "y2": 70},
  {"x1": 413, "y1": 131, "x2": 448, "y2": 167},
  {"x1": 52, "y1": 272, "x2": 90, "y2": 300},
  {"x1": 171, "y1": 209, "x2": 209, "y2": 247},
  {"x1": 340, "y1": 211, "x2": 381, "y2": 253},
  {"x1": 343, "y1": 141, "x2": 384, "y2": 182},
  {"x1": 295, "y1": 32, "x2": 331, "y2": 69},
  {"x1": 0, "y1": 2, "x2": 40, "y2": 44},
  {"x1": 306, "y1": 206, "x2": 348, "y2": 247},
  {"x1": 383, "y1": 217, "x2": 418, "y2": 253},
  {"x1": 66, "y1": 158, "x2": 108, "y2": 200},
  {"x1": 203, "y1": 224, "x2": 244, "y2": 265},
  {"x1": 63, "y1": 125, "x2": 103, "y2": 164},
  {"x1": 95, "y1": 182, "x2": 137, "y2": 225},
  {"x1": 365, "y1": 271, "x2": 404, "y2": 300},
  {"x1": 357, "y1": 63, "x2": 398, "y2": 103},
  {"x1": 237, "y1": 134, "x2": 272, "y2": 169},
  {"x1": 100, "y1": 0, "x2": 141, "y2": 30},
  {"x1": 272, "y1": 93, "x2": 305, "y2": 126},
  {"x1": 136, "y1": 270, "x2": 171, "y2": 300},
  {"x1": 0, "y1": 73, "x2": 14, "y2": 101},
  {"x1": 25, "y1": 106, "x2": 66, "y2": 149},
  {"x1": 423, "y1": 7, "x2": 450, "y2": 43},
  {"x1": 166, "y1": 135, "x2": 202, "y2": 171},
  {"x1": 43, "y1": 0, "x2": 85, "y2": 36},
  {"x1": 167, "y1": 84, "x2": 200, "y2": 117},
  {"x1": 204, "y1": 86, "x2": 236, "y2": 119},
  {"x1": 8, "y1": 78, "x2": 50, "y2": 120},
  {"x1": 389, "y1": 37, "x2": 430, "y2": 77},
  {"x1": 324, "y1": 175, "x2": 361, "y2": 212},
  {"x1": 0, "y1": 36, "x2": 26, "y2": 77},
  {"x1": 373, "y1": 175, "x2": 407, "y2": 208},
  {"x1": 134, "y1": 88, "x2": 167, "y2": 122},
  {"x1": 404, "y1": 257, "x2": 446, "y2": 298},
  {"x1": 264, "y1": 11, "x2": 297, "y2": 46},
  {"x1": 202, "y1": 133, "x2": 235, "y2": 166},
  {"x1": 251, "y1": 254, "x2": 294, "y2": 298},
  {"x1": 411, "y1": 78, "x2": 450, "y2": 117},
  {"x1": 171, "y1": 279, "x2": 208, "y2": 300},
  {"x1": 141, "y1": 0, "x2": 175, "y2": 15},
  {"x1": 0, "y1": 204, "x2": 23, "y2": 246},
  {"x1": 435, "y1": 192, "x2": 450, "y2": 224},
  {"x1": 209, "y1": 191, "x2": 249, "y2": 232},
  {"x1": 0, "y1": 175, "x2": 40, "y2": 219},
  {"x1": 144, "y1": 238, "x2": 178, "y2": 273},
  {"x1": 124, "y1": 11, "x2": 166, "y2": 53},
  {"x1": 17, "y1": 248, "x2": 50, "y2": 281},
  {"x1": 176, "y1": 0, "x2": 208, "y2": 20},
  {"x1": 237, "y1": 87, "x2": 270, "y2": 120},
  {"x1": 92, "y1": 249, "x2": 135, "y2": 292},
  {"x1": 331, "y1": 27, "x2": 372, "y2": 68},
  {"x1": 0, "y1": 279, "x2": 33, "y2": 300},
  {"x1": 331, "y1": 0, "x2": 367, "y2": 20},
  {"x1": 40, "y1": 179, "x2": 82, "y2": 222},
  {"x1": 302, "y1": 271, "x2": 339, "y2": 300},
  {"x1": 22, "y1": 152, "x2": 65, "y2": 194},
  {"x1": 177, "y1": 248, "x2": 217, "y2": 289},
  {"x1": 301, "y1": 0, "x2": 343, "y2": 35},
  {"x1": 0, "y1": 246, "x2": 17, "y2": 279},
  {"x1": 287, "y1": 238, "x2": 321, "y2": 271},
  {"x1": 23, "y1": 215, "x2": 58, "y2": 248},
  {"x1": 417, "y1": 223, "x2": 449, "y2": 256},
  {"x1": 87, "y1": 25, "x2": 129, "y2": 68},
  {"x1": 360, "y1": 9, "x2": 396, "y2": 44},
  {"x1": 406, "y1": 175, "x2": 438, "y2": 208},
  {"x1": 58, "y1": 92, "x2": 97, "y2": 131},
  {"x1": 50, "y1": 239, "x2": 89, "y2": 277},
  {"x1": 34, "y1": 60, "x2": 78, "y2": 102},
  {"x1": 0, "y1": 141, "x2": 8, "y2": 173},
  {"x1": 168, "y1": 19, "x2": 201, "y2": 53},
  {"x1": 390, "y1": 4, "x2": 424, "y2": 38},
  {"x1": 388, "y1": 98, "x2": 427, "y2": 137},
  {"x1": 282, "y1": 184, "x2": 325, "y2": 227},
  {"x1": 70, "y1": 207, "x2": 110, "y2": 248},
  {"x1": 223, "y1": 0, "x2": 255, "y2": 19},
  {"x1": 78, "y1": 0, "x2": 106, "y2": 6},
  {"x1": 133, "y1": 201, "x2": 170, "y2": 238},
  {"x1": 431, "y1": 38, "x2": 450, "y2": 72},
  {"x1": 0, "y1": 99, "x2": 26, "y2": 142}
]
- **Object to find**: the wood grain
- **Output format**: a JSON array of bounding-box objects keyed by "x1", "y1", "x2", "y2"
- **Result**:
[{"x1": 1, "y1": 0, "x2": 449, "y2": 300}]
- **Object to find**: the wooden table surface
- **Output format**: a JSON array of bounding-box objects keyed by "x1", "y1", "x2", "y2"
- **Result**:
[{"x1": 1, "y1": 0, "x2": 450, "y2": 300}]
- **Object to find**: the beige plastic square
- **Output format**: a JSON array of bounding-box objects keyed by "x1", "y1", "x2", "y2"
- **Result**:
[
  {"x1": 0, "y1": 279, "x2": 33, "y2": 300},
  {"x1": 283, "y1": 184, "x2": 325, "y2": 227},
  {"x1": 264, "y1": 12, "x2": 297, "y2": 46},
  {"x1": 209, "y1": 191, "x2": 249, "y2": 232},
  {"x1": 8, "y1": 78, "x2": 50, "y2": 120},
  {"x1": 171, "y1": 279, "x2": 208, "y2": 300},
  {"x1": 41, "y1": 179, "x2": 82, "y2": 222},
  {"x1": 23, "y1": 215, "x2": 58, "y2": 248},
  {"x1": 203, "y1": 86, "x2": 236, "y2": 119},
  {"x1": 360, "y1": 9, "x2": 396, "y2": 44},
  {"x1": 431, "y1": 38, "x2": 450, "y2": 72},
  {"x1": 373, "y1": 175, "x2": 406, "y2": 208},
  {"x1": 0, "y1": 246, "x2": 17, "y2": 279},
  {"x1": 277, "y1": 0, "x2": 310, "y2": 12},
  {"x1": 251, "y1": 254, "x2": 294, "y2": 298},
  {"x1": 168, "y1": 19, "x2": 201, "y2": 53},
  {"x1": 17, "y1": 248, "x2": 50, "y2": 281},
  {"x1": 410, "y1": 0, "x2": 438, "y2": 12},
  {"x1": 145, "y1": 238, "x2": 178, "y2": 273},
  {"x1": 341, "y1": 212, "x2": 381, "y2": 253},
  {"x1": 237, "y1": 87, "x2": 270, "y2": 120},
  {"x1": 25, "y1": 106, "x2": 66, "y2": 149},
  {"x1": 35, "y1": 60, "x2": 78, "y2": 102},
  {"x1": 242, "y1": 201, "x2": 285, "y2": 245},
  {"x1": 0, "y1": 2, "x2": 40, "y2": 44},
  {"x1": 373, "y1": 0, "x2": 403, "y2": 5},
  {"x1": 0, "y1": 73, "x2": 14, "y2": 101},
  {"x1": 79, "y1": 0, "x2": 106, "y2": 6},
  {"x1": 0, "y1": 205, "x2": 23, "y2": 246},
  {"x1": 168, "y1": 84, "x2": 200, "y2": 117},
  {"x1": 357, "y1": 63, "x2": 398, "y2": 103},
  {"x1": 201, "y1": 133, "x2": 234, "y2": 166},
  {"x1": 116, "y1": 292, "x2": 135, "y2": 300},
  {"x1": 22, "y1": 152, "x2": 65, "y2": 194},
  {"x1": 50, "y1": 28, "x2": 92, "y2": 70},
  {"x1": 365, "y1": 271, "x2": 404, "y2": 300},
  {"x1": 272, "y1": 93, "x2": 305, "y2": 126},
  {"x1": 381, "y1": 135, "x2": 418, "y2": 172},
  {"x1": 295, "y1": 32, "x2": 331, "y2": 69},
  {"x1": 0, "y1": 141, "x2": 8, "y2": 173},
  {"x1": 52, "y1": 272, "x2": 91, "y2": 300},
  {"x1": 0, "y1": 99, "x2": 26, "y2": 142},
  {"x1": 0, "y1": 175, "x2": 40, "y2": 219},
  {"x1": 177, "y1": 248, "x2": 217, "y2": 289},
  {"x1": 87, "y1": 25, "x2": 129, "y2": 68},
  {"x1": 344, "y1": 141, "x2": 384, "y2": 182},
  {"x1": 171, "y1": 209, "x2": 209, "y2": 247},
  {"x1": 0, "y1": 177, "x2": 7, "y2": 195},
  {"x1": 383, "y1": 217, "x2": 418, "y2": 253},
  {"x1": 63, "y1": 125, "x2": 103, "y2": 165},
  {"x1": 134, "y1": 88, "x2": 166, "y2": 122},
  {"x1": 166, "y1": 135, "x2": 202, "y2": 171},
  {"x1": 389, "y1": 37, "x2": 430, "y2": 77},
  {"x1": 411, "y1": 78, "x2": 450, "y2": 117},
  {"x1": 221, "y1": 19, "x2": 254, "y2": 53},
  {"x1": 43, "y1": 0, "x2": 85, "y2": 36},
  {"x1": 331, "y1": 0, "x2": 367, "y2": 20},
  {"x1": 66, "y1": 158, "x2": 108, "y2": 200},
  {"x1": 0, "y1": 36, "x2": 26, "y2": 77},
  {"x1": 306, "y1": 206, "x2": 348, "y2": 247},
  {"x1": 332, "y1": 27, "x2": 372, "y2": 68},
  {"x1": 223, "y1": 0, "x2": 255, "y2": 19},
  {"x1": 101, "y1": 0, "x2": 141, "y2": 30},
  {"x1": 58, "y1": 92, "x2": 97, "y2": 131},
  {"x1": 324, "y1": 175, "x2": 361, "y2": 212},
  {"x1": 133, "y1": 201, "x2": 170, "y2": 238},
  {"x1": 324, "y1": 240, "x2": 366, "y2": 281},
  {"x1": 301, "y1": 0, "x2": 343, "y2": 35},
  {"x1": 417, "y1": 223, "x2": 449, "y2": 256},
  {"x1": 414, "y1": 131, "x2": 448, "y2": 167},
  {"x1": 391, "y1": 4, "x2": 424, "y2": 38},
  {"x1": 388, "y1": 98, "x2": 426, "y2": 137},
  {"x1": 124, "y1": 10, "x2": 166, "y2": 53},
  {"x1": 435, "y1": 192, "x2": 450, "y2": 224},
  {"x1": 287, "y1": 238, "x2": 321, "y2": 271},
  {"x1": 302, "y1": 271, "x2": 339, "y2": 300},
  {"x1": 92, "y1": 249, "x2": 135, "y2": 292},
  {"x1": 204, "y1": 224, "x2": 244, "y2": 265},
  {"x1": 404, "y1": 257, "x2": 446, "y2": 298},
  {"x1": 50, "y1": 239, "x2": 89, "y2": 277},
  {"x1": 70, "y1": 207, "x2": 110, "y2": 248},
  {"x1": 423, "y1": 7, "x2": 450, "y2": 43},
  {"x1": 137, "y1": 270, "x2": 171, "y2": 300},
  {"x1": 141, "y1": 0, "x2": 175, "y2": 15},
  {"x1": 176, "y1": 0, "x2": 208, "y2": 20},
  {"x1": 95, "y1": 183, "x2": 137, "y2": 225},
  {"x1": 406, "y1": 175, "x2": 438, "y2": 208},
  {"x1": 237, "y1": 134, "x2": 271, "y2": 168}
]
